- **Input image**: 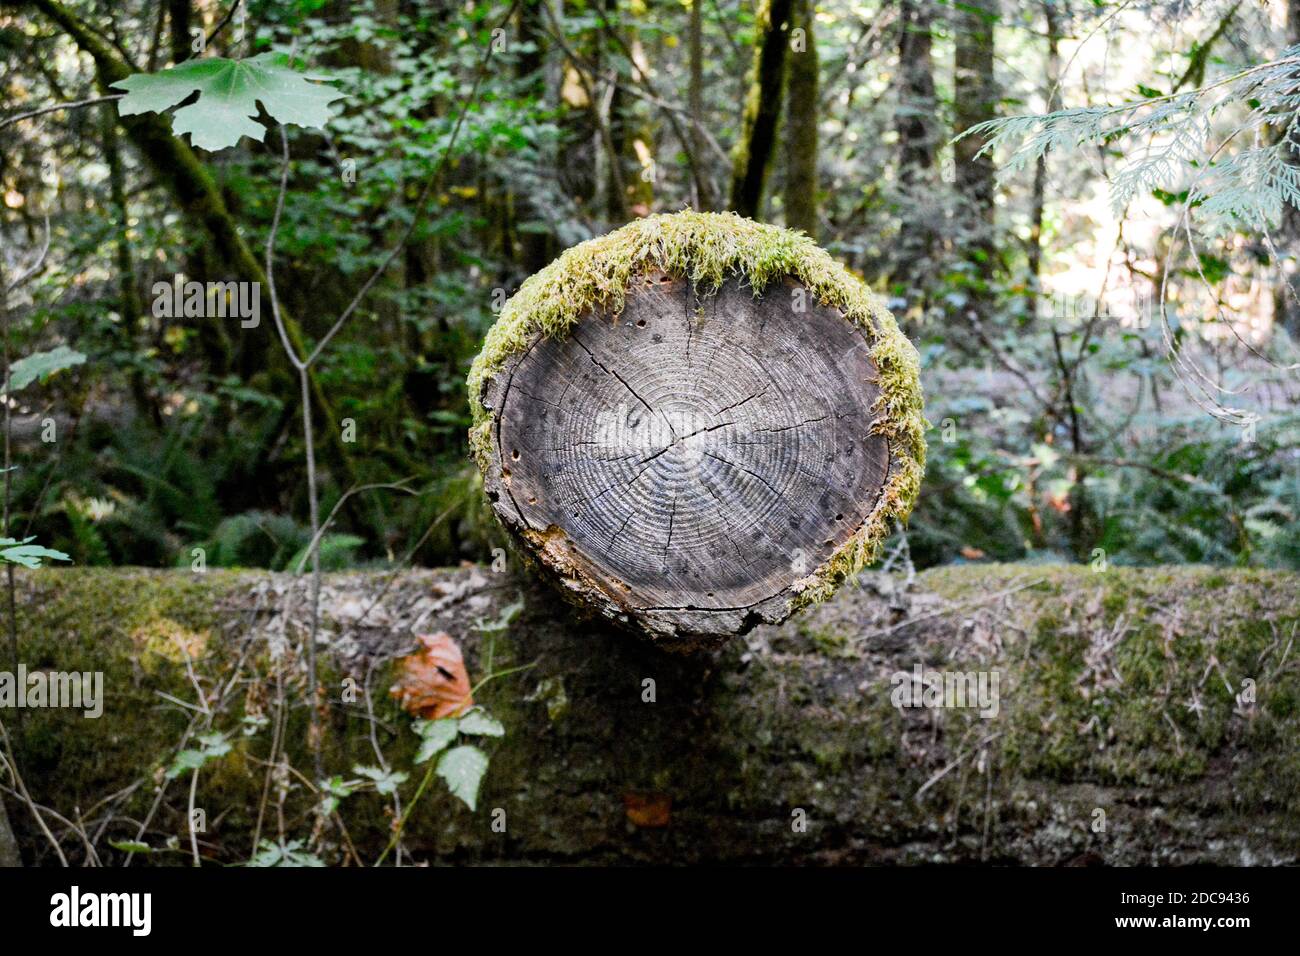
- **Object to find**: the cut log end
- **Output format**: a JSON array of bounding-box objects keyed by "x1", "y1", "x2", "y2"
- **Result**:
[{"x1": 479, "y1": 271, "x2": 893, "y2": 648}]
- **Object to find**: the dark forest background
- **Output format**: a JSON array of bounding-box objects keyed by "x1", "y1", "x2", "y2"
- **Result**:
[{"x1": 1, "y1": 0, "x2": 1298, "y2": 577}]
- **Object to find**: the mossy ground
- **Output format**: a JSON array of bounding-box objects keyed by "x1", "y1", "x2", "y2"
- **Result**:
[{"x1": 466, "y1": 211, "x2": 927, "y2": 609}]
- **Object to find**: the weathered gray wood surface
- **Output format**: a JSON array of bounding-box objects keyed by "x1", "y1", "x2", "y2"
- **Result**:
[{"x1": 480, "y1": 273, "x2": 890, "y2": 645}]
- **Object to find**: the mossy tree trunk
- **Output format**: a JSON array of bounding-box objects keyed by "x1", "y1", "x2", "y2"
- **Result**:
[
  {"x1": 478, "y1": 273, "x2": 893, "y2": 645},
  {"x1": 467, "y1": 213, "x2": 925, "y2": 647},
  {"x1": 729, "y1": 0, "x2": 794, "y2": 218},
  {"x1": 893, "y1": 0, "x2": 939, "y2": 304},
  {"x1": 952, "y1": 0, "x2": 999, "y2": 285},
  {"x1": 5, "y1": 564, "x2": 1300, "y2": 866},
  {"x1": 1277, "y1": 0, "x2": 1300, "y2": 339},
  {"x1": 782, "y1": 0, "x2": 819, "y2": 237},
  {"x1": 515, "y1": 0, "x2": 554, "y2": 274},
  {"x1": 1026, "y1": 0, "x2": 1061, "y2": 325},
  {"x1": 101, "y1": 104, "x2": 154, "y2": 420},
  {"x1": 688, "y1": 0, "x2": 715, "y2": 210}
]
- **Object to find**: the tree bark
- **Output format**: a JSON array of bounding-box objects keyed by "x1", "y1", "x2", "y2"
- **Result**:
[
  {"x1": 515, "y1": 0, "x2": 554, "y2": 273},
  {"x1": 1277, "y1": 0, "x2": 1300, "y2": 339},
  {"x1": 5, "y1": 564, "x2": 1299, "y2": 866},
  {"x1": 101, "y1": 103, "x2": 155, "y2": 419},
  {"x1": 688, "y1": 0, "x2": 714, "y2": 211},
  {"x1": 782, "y1": 0, "x2": 819, "y2": 237},
  {"x1": 952, "y1": 0, "x2": 998, "y2": 265},
  {"x1": 893, "y1": 0, "x2": 939, "y2": 300},
  {"x1": 1025, "y1": 0, "x2": 1060, "y2": 325},
  {"x1": 167, "y1": 0, "x2": 191, "y2": 65},
  {"x1": 729, "y1": 0, "x2": 794, "y2": 218},
  {"x1": 603, "y1": 0, "x2": 641, "y2": 220}
]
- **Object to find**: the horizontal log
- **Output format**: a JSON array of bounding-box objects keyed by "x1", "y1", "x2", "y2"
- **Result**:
[{"x1": 4, "y1": 563, "x2": 1299, "y2": 865}]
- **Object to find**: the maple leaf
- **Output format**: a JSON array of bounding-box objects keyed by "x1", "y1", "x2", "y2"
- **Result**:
[
  {"x1": 389, "y1": 632, "x2": 473, "y2": 719},
  {"x1": 111, "y1": 52, "x2": 343, "y2": 151},
  {"x1": 5, "y1": 346, "x2": 85, "y2": 393}
]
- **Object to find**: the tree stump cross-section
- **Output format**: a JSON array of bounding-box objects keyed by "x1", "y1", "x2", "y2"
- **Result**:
[
  {"x1": 470, "y1": 212, "x2": 924, "y2": 649},
  {"x1": 479, "y1": 271, "x2": 893, "y2": 646}
]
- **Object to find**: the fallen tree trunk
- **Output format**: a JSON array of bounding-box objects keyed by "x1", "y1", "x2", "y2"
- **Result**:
[{"x1": 4, "y1": 563, "x2": 1299, "y2": 866}]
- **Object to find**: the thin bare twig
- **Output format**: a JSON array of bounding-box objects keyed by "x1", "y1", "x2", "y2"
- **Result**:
[
  {"x1": 2, "y1": 214, "x2": 53, "y2": 747},
  {"x1": 290, "y1": 480, "x2": 417, "y2": 575},
  {"x1": 263, "y1": 1, "x2": 521, "y2": 781},
  {"x1": 855, "y1": 578, "x2": 1047, "y2": 644},
  {"x1": 0, "y1": 95, "x2": 123, "y2": 133},
  {"x1": 0, "y1": 717, "x2": 67, "y2": 865},
  {"x1": 187, "y1": 768, "x2": 201, "y2": 866}
]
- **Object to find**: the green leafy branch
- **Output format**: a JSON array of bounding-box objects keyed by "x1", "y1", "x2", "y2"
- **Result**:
[
  {"x1": 0, "y1": 536, "x2": 69, "y2": 569},
  {"x1": 111, "y1": 52, "x2": 344, "y2": 151},
  {"x1": 1, "y1": 344, "x2": 82, "y2": 569},
  {"x1": 2, "y1": 344, "x2": 85, "y2": 395},
  {"x1": 958, "y1": 46, "x2": 1300, "y2": 229},
  {"x1": 374, "y1": 706, "x2": 505, "y2": 866}
]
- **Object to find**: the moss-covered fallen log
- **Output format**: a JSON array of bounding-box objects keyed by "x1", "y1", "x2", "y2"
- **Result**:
[{"x1": 3, "y1": 563, "x2": 1299, "y2": 865}]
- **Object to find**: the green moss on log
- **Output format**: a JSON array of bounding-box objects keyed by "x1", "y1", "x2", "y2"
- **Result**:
[
  {"x1": 467, "y1": 211, "x2": 927, "y2": 611},
  {"x1": 5, "y1": 564, "x2": 1299, "y2": 864}
]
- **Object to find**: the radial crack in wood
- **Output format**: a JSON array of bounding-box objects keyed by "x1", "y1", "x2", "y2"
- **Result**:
[
  {"x1": 469, "y1": 213, "x2": 924, "y2": 649},
  {"x1": 480, "y1": 272, "x2": 893, "y2": 646}
]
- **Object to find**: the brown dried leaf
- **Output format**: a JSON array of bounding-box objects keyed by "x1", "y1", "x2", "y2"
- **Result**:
[
  {"x1": 623, "y1": 792, "x2": 671, "y2": 828},
  {"x1": 389, "y1": 632, "x2": 473, "y2": 719}
]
